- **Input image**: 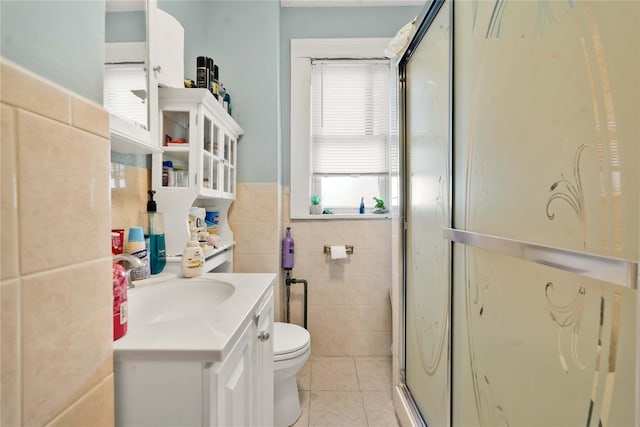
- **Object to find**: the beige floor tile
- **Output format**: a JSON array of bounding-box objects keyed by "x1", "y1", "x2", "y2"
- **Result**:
[
  {"x1": 354, "y1": 356, "x2": 392, "y2": 363},
  {"x1": 362, "y1": 390, "x2": 399, "y2": 427},
  {"x1": 355, "y1": 358, "x2": 392, "y2": 391},
  {"x1": 310, "y1": 357, "x2": 359, "y2": 391},
  {"x1": 297, "y1": 359, "x2": 312, "y2": 391},
  {"x1": 292, "y1": 390, "x2": 310, "y2": 427},
  {"x1": 309, "y1": 391, "x2": 367, "y2": 427}
]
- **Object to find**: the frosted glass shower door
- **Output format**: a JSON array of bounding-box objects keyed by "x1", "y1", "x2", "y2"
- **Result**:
[
  {"x1": 403, "y1": 1, "x2": 451, "y2": 425},
  {"x1": 401, "y1": 1, "x2": 638, "y2": 426},
  {"x1": 450, "y1": 1, "x2": 639, "y2": 426}
]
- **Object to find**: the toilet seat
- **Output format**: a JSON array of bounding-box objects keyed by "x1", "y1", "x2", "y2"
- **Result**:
[{"x1": 273, "y1": 322, "x2": 310, "y2": 362}]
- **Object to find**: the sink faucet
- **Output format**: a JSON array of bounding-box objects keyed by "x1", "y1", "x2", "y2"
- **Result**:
[{"x1": 113, "y1": 254, "x2": 144, "y2": 289}]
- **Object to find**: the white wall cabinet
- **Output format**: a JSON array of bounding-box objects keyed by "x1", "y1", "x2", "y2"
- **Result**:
[
  {"x1": 115, "y1": 289, "x2": 274, "y2": 427},
  {"x1": 153, "y1": 88, "x2": 243, "y2": 258},
  {"x1": 106, "y1": 0, "x2": 186, "y2": 155}
]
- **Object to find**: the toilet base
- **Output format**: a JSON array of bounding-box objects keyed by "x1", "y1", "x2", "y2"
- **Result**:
[{"x1": 274, "y1": 375, "x2": 301, "y2": 427}]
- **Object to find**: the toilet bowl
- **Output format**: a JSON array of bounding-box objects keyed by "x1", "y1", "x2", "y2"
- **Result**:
[{"x1": 273, "y1": 322, "x2": 311, "y2": 427}]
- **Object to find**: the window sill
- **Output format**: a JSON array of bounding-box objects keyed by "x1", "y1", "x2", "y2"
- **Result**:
[{"x1": 290, "y1": 213, "x2": 392, "y2": 220}]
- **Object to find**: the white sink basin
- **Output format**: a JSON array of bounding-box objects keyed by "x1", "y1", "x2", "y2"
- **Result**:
[
  {"x1": 128, "y1": 279, "x2": 235, "y2": 324},
  {"x1": 114, "y1": 273, "x2": 275, "y2": 362}
]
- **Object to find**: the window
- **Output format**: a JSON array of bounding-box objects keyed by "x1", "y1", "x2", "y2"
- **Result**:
[{"x1": 290, "y1": 38, "x2": 395, "y2": 218}]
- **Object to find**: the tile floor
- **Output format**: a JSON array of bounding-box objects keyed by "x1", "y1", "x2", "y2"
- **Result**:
[{"x1": 292, "y1": 356, "x2": 399, "y2": 427}]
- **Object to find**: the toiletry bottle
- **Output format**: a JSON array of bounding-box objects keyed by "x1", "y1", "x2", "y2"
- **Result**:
[
  {"x1": 223, "y1": 89, "x2": 231, "y2": 115},
  {"x1": 139, "y1": 190, "x2": 166, "y2": 274},
  {"x1": 208, "y1": 57, "x2": 214, "y2": 94},
  {"x1": 127, "y1": 227, "x2": 150, "y2": 280},
  {"x1": 182, "y1": 229, "x2": 204, "y2": 278},
  {"x1": 196, "y1": 56, "x2": 207, "y2": 89},
  {"x1": 112, "y1": 261, "x2": 128, "y2": 340},
  {"x1": 219, "y1": 84, "x2": 227, "y2": 108},
  {"x1": 213, "y1": 64, "x2": 220, "y2": 100},
  {"x1": 162, "y1": 161, "x2": 174, "y2": 187},
  {"x1": 359, "y1": 197, "x2": 365, "y2": 214},
  {"x1": 282, "y1": 227, "x2": 294, "y2": 270}
]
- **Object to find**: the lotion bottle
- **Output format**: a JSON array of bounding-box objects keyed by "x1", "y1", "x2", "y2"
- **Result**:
[{"x1": 182, "y1": 229, "x2": 204, "y2": 278}]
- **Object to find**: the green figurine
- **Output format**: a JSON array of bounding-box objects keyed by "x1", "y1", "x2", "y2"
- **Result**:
[{"x1": 372, "y1": 197, "x2": 388, "y2": 214}]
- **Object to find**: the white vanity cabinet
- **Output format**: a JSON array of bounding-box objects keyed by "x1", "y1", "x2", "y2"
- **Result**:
[
  {"x1": 152, "y1": 88, "x2": 242, "y2": 258},
  {"x1": 115, "y1": 285, "x2": 274, "y2": 427},
  {"x1": 209, "y1": 291, "x2": 273, "y2": 427}
]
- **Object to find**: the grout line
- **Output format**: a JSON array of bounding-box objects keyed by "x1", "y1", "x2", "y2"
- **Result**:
[{"x1": 360, "y1": 388, "x2": 370, "y2": 427}]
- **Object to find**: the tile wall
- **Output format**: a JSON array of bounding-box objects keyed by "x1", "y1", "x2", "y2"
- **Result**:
[
  {"x1": 285, "y1": 205, "x2": 393, "y2": 356},
  {"x1": 110, "y1": 160, "x2": 151, "y2": 231},
  {"x1": 229, "y1": 183, "x2": 283, "y2": 315},
  {"x1": 231, "y1": 184, "x2": 393, "y2": 357},
  {"x1": 0, "y1": 60, "x2": 114, "y2": 427}
]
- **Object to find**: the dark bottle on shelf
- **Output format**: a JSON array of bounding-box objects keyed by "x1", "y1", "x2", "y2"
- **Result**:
[
  {"x1": 196, "y1": 56, "x2": 208, "y2": 89},
  {"x1": 213, "y1": 64, "x2": 220, "y2": 100},
  {"x1": 208, "y1": 57, "x2": 214, "y2": 94}
]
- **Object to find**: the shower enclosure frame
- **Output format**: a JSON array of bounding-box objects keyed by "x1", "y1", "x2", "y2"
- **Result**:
[{"x1": 396, "y1": 0, "x2": 453, "y2": 425}]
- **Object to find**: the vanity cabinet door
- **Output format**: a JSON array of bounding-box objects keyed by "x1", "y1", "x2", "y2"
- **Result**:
[
  {"x1": 212, "y1": 321, "x2": 253, "y2": 427},
  {"x1": 252, "y1": 292, "x2": 274, "y2": 426}
]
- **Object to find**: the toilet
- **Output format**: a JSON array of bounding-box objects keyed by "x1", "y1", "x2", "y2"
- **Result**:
[{"x1": 273, "y1": 321, "x2": 311, "y2": 427}]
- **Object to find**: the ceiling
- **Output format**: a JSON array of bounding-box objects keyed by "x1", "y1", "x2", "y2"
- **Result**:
[{"x1": 281, "y1": 0, "x2": 425, "y2": 6}]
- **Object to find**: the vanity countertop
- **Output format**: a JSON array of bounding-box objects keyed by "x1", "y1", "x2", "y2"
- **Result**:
[{"x1": 113, "y1": 272, "x2": 275, "y2": 363}]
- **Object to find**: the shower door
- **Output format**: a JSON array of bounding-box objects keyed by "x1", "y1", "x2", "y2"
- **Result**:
[
  {"x1": 402, "y1": 1, "x2": 451, "y2": 426},
  {"x1": 401, "y1": 1, "x2": 639, "y2": 426}
]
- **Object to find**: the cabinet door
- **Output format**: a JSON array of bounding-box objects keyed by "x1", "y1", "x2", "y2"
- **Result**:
[
  {"x1": 213, "y1": 322, "x2": 253, "y2": 427},
  {"x1": 222, "y1": 133, "x2": 237, "y2": 197},
  {"x1": 252, "y1": 293, "x2": 274, "y2": 426},
  {"x1": 201, "y1": 112, "x2": 220, "y2": 194},
  {"x1": 160, "y1": 107, "x2": 194, "y2": 188}
]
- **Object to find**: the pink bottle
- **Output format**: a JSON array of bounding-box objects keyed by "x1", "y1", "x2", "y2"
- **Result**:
[{"x1": 112, "y1": 263, "x2": 128, "y2": 341}]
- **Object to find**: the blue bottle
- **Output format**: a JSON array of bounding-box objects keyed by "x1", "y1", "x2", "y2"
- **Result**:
[
  {"x1": 140, "y1": 191, "x2": 166, "y2": 274},
  {"x1": 359, "y1": 197, "x2": 365, "y2": 214}
]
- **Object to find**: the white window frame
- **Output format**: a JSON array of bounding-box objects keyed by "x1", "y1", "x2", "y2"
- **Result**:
[{"x1": 290, "y1": 37, "x2": 393, "y2": 219}]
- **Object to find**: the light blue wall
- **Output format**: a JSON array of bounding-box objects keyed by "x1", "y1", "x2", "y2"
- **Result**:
[
  {"x1": 158, "y1": 3, "x2": 418, "y2": 185},
  {"x1": 0, "y1": 1, "x2": 419, "y2": 182},
  {"x1": 105, "y1": 11, "x2": 146, "y2": 43},
  {"x1": 159, "y1": 0, "x2": 280, "y2": 184},
  {"x1": 0, "y1": 1, "x2": 105, "y2": 103},
  {"x1": 279, "y1": 6, "x2": 422, "y2": 186}
]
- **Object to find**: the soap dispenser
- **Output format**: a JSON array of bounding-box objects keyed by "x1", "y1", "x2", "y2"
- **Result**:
[
  {"x1": 139, "y1": 190, "x2": 166, "y2": 274},
  {"x1": 182, "y1": 228, "x2": 205, "y2": 278}
]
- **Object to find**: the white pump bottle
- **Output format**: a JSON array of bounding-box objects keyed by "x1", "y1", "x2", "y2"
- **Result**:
[{"x1": 181, "y1": 228, "x2": 205, "y2": 278}]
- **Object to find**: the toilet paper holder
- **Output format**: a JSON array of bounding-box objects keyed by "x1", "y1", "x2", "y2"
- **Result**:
[{"x1": 323, "y1": 245, "x2": 354, "y2": 255}]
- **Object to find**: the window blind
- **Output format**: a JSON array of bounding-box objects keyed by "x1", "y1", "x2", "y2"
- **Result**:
[
  {"x1": 311, "y1": 60, "x2": 390, "y2": 175},
  {"x1": 103, "y1": 64, "x2": 148, "y2": 129}
]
